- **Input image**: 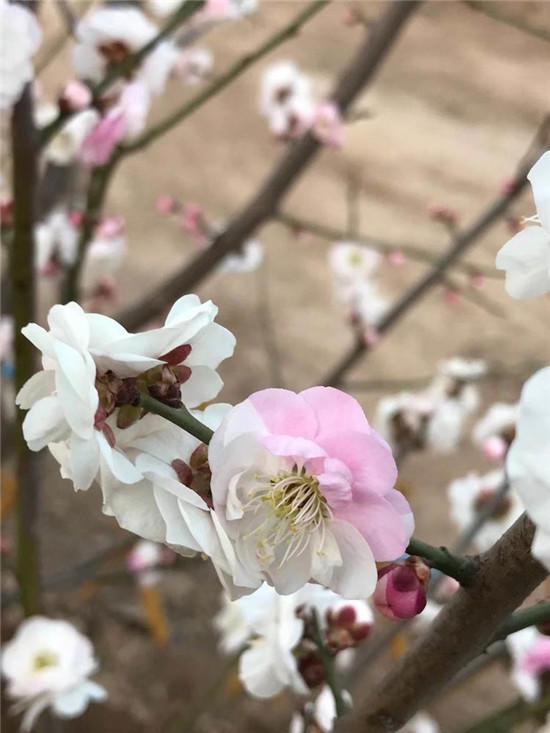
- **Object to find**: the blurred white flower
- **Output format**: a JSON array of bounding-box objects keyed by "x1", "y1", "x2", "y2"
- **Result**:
[
  {"x1": 35, "y1": 210, "x2": 78, "y2": 275},
  {"x1": 507, "y1": 626, "x2": 550, "y2": 701},
  {"x1": 290, "y1": 685, "x2": 352, "y2": 733},
  {"x1": 397, "y1": 712, "x2": 440, "y2": 733},
  {"x1": 37, "y1": 107, "x2": 100, "y2": 166},
  {"x1": 496, "y1": 151, "x2": 550, "y2": 299},
  {"x1": 16, "y1": 296, "x2": 235, "y2": 491},
  {"x1": 0, "y1": 0, "x2": 41, "y2": 109},
  {"x1": 329, "y1": 242, "x2": 381, "y2": 290},
  {"x1": 82, "y1": 217, "x2": 127, "y2": 294},
  {"x1": 1, "y1": 617, "x2": 106, "y2": 731},
  {"x1": 260, "y1": 61, "x2": 314, "y2": 140},
  {"x1": 73, "y1": 7, "x2": 177, "y2": 97},
  {"x1": 375, "y1": 392, "x2": 434, "y2": 453},
  {"x1": 447, "y1": 469, "x2": 523, "y2": 551},
  {"x1": 473, "y1": 402, "x2": 518, "y2": 462},
  {"x1": 219, "y1": 239, "x2": 264, "y2": 274},
  {"x1": 506, "y1": 366, "x2": 550, "y2": 569},
  {"x1": 437, "y1": 357, "x2": 487, "y2": 382},
  {"x1": 147, "y1": 0, "x2": 184, "y2": 18},
  {"x1": 174, "y1": 47, "x2": 214, "y2": 86}
]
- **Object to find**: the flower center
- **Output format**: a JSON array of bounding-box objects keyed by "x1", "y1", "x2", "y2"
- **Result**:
[
  {"x1": 33, "y1": 651, "x2": 58, "y2": 671},
  {"x1": 243, "y1": 467, "x2": 331, "y2": 568}
]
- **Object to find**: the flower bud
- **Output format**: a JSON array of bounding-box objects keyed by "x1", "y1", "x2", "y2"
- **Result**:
[
  {"x1": 297, "y1": 649, "x2": 325, "y2": 689},
  {"x1": 59, "y1": 80, "x2": 92, "y2": 113},
  {"x1": 325, "y1": 602, "x2": 372, "y2": 651},
  {"x1": 373, "y1": 557, "x2": 430, "y2": 621}
]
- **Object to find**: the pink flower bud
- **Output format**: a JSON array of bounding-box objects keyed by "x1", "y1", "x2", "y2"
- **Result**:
[
  {"x1": 483, "y1": 435, "x2": 508, "y2": 462},
  {"x1": 428, "y1": 204, "x2": 459, "y2": 226},
  {"x1": 325, "y1": 602, "x2": 373, "y2": 650},
  {"x1": 443, "y1": 287, "x2": 461, "y2": 306},
  {"x1": 69, "y1": 210, "x2": 85, "y2": 228},
  {"x1": 501, "y1": 178, "x2": 519, "y2": 196},
  {"x1": 60, "y1": 80, "x2": 92, "y2": 112},
  {"x1": 469, "y1": 272, "x2": 485, "y2": 289},
  {"x1": 387, "y1": 249, "x2": 407, "y2": 267},
  {"x1": 156, "y1": 195, "x2": 178, "y2": 215},
  {"x1": 373, "y1": 558, "x2": 430, "y2": 620},
  {"x1": 312, "y1": 102, "x2": 345, "y2": 149},
  {"x1": 363, "y1": 326, "x2": 381, "y2": 347},
  {"x1": 96, "y1": 215, "x2": 125, "y2": 239},
  {"x1": 181, "y1": 202, "x2": 207, "y2": 246}
]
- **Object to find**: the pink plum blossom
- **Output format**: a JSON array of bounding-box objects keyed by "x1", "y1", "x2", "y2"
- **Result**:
[
  {"x1": 60, "y1": 80, "x2": 91, "y2": 112},
  {"x1": 156, "y1": 195, "x2": 178, "y2": 215},
  {"x1": 312, "y1": 102, "x2": 345, "y2": 148},
  {"x1": 79, "y1": 111, "x2": 128, "y2": 167},
  {"x1": 208, "y1": 387, "x2": 413, "y2": 599}
]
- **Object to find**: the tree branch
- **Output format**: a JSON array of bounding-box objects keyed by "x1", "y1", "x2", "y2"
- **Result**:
[
  {"x1": 406, "y1": 539, "x2": 477, "y2": 585},
  {"x1": 10, "y1": 85, "x2": 42, "y2": 616},
  {"x1": 490, "y1": 601, "x2": 550, "y2": 643},
  {"x1": 115, "y1": 0, "x2": 421, "y2": 330},
  {"x1": 321, "y1": 119, "x2": 550, "y2": 387},
  {"x1": 118, "y1": 0, "x2": 330, "y2": 156},
  {"x1": 138, "y1": 392, "x2": 214, "y2": 444},
  {"x1": 464, "y1": 1, "x2": 550, "y2": 45},
  {"x1": 458, "y1": 693, "x2": 550, "y2": 733},
  {"x1": 343, "y1": 514, "x2": 548, "y2": 732}
]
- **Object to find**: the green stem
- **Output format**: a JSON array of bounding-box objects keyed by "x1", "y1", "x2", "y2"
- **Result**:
[
  {"x1": 311, "y1": 611, "x2": 348, "y2": 718},
  {"x1": 11, "y1": 85, "x2": 42, "y2": 616},
  {"x1": 458, "y1": 693, "x2": 550, "y2": 733},
  {"x1": 138, "y1": 392, "x2": 214, "y2": 444},
  {"x1": 62, "y1": 161, "x2": 115, "y2": 303},
  {"x1": 491, "y1": 602, "x2": 550, "y2": 643},
  {"x1": 406, "y1": 538, "x2": 478, "y2": 585},
  {"x1": 119, "y1": 0, "x2": 329, "y2": 155},
  {"x1": 40, "y1": 0, "x2": 206, "y2": 146}
]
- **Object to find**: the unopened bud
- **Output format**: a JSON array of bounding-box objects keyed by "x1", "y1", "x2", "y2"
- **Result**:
[
  {"x1": 373, "y1": 557, "x2": 430, "y2": 621},
  {"x1": 297, "y1": 650, "x2": 325, "y2": 689},
  {"x1": 326, "y1": 602, "x2": 372, "y2": 650},
  {"x1": 171, "y1": 458, "x2": 193, "y2": 486},
  {"x1": 428, "y1": 204, "x2": 459, "y2": 227},
  {"x1": 59, "y1": 80, "x2": 92, "y2": 113}
]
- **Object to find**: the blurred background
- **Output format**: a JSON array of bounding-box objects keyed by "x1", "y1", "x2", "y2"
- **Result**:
[{"x1": 2, "y1": 1, "x2": 550, "y2": 731}]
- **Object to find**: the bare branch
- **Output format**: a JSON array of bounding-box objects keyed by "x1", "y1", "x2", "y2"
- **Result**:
[
  {"x1": 116, "y1": 0, "x2": 421, "y2": 331},
  {"x1": 10, "y1": 85, "x2": 42, "y2": 616}
]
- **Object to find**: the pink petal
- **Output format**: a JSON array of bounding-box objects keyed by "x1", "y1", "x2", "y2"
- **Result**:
[
  {"x1": 300, "y1": 386, "x2": 370, "y2": 437},
  {"x1": 249, "y1": 389, "x2": 317, "y2": 439},
  {"x1": 335, "y1": 491, "x2": 410, "y2": 561},
  {"x1": 260, "y1": 434, "x2": 326, "y2": 463},
  {"x1": 317, "y1": 430, "x2": 397, "y2": 497}
]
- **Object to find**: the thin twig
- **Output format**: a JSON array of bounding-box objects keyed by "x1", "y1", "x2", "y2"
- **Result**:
[
  {"x1": 35, "y1": 0, "x2": 92, "y2": 76},
  {"x1": 464, "y1": 1, "x2": 550, "y2": 45},
  {"x1": 119, "y1": 1, "x2": 330, "y2": 156},
  {"x1": 10, "y1": 85, "x2": 42, "y2": 616},
  {"x1": 138, "y1": 393, "x2": 214, "y2": 444},
  {"x1": 490, "y1": 602, "x2": 550, "y2": 644},
  {"x1": 407, "y1": 538, "x2": 477, "y2": 585},
  {"x1": 116, "y1": 1, "x2": 421, "y2": 331},
  {"x1": 56, "y1": 0, "x2": 77, "y2": 36},
  {"x1": 322, "y1": 118, "x2": 550, "y2": 388},
  {"x1": 457, "y1": 693, "x2": 550, "y2": 733},
  {"x1": 311, "y1": 611, "x2": 348, "y2": 717},
  {"x1": 275, "y1": 211, "x2": 501, "y2": 278}
]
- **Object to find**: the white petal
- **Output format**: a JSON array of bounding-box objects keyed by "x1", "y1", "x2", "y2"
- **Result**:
[
  {"x1": 22, "y1": 396, "x2": 69, "y2": 450},
  {"x1": 239, "y1": 641, "x2": 285, "y2": 698},
  {"x1": 179, "y1": 365, "x2": 224, "y2": 407},
  {"x1": 327, "y1": 520, "x2": 377, "y2": 599},
  {"x1": 48, "y1": 301, "x2": 90, "y2": 351},
  {"x1": 70, "y1": 435, "x2": 100, "y2": 491},
  {"x1": 496, "y1": 227, "x2": 550, "y2": 299},
  {"x1": 16, "y1": 370, "x2": 55, "y2": 408},
  {"x1": 528, "y1": 150, "x2": 550, "y2": 232},
  {"x1": 186, "y1": 322, "x2": 236, "y2": 369}
]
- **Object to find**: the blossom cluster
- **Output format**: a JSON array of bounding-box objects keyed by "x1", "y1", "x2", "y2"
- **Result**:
[{"x1": 260, "y1": 61, "x2": 344, "y2": 146}]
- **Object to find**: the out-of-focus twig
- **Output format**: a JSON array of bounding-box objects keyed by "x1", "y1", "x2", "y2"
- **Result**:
[
  {"x1": 10, "y1": 85, "x2": 42, "y2": 616},
  {"x1": 56, "y1": 0, "x2": 77, "y2": 36},
  {"x1": 322, "y1": 116, "x2": 550, "y2": 388},
  {"x1": 275, "y1": 211, "x2": 501, "y2": 278},
  {"x1": 458, "y1": 693, "x2": 550, "y2": 733},
  {"x1": 464, "y1": 1, "x2": 550, "y2": 45},
  {"x1": 116, "y1": 0, "x2": 421, "y2": 331},
  {"x1": 35, "y1": 0, "x2": 91, "y2": 76}
]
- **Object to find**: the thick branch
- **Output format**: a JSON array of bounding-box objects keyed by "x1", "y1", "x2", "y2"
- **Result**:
[
  {"x1": 322, "y1": 126, "x2": 548, "y2": 387},
  {"x1": 115, "y1": 0, "x2": 421, "y2": 330},
  {"x1": 344, "y1": 514, "x2": 547, "y2": 732},
  {"x1": 10, "y1": 86, "x2": 42, "y2": 616}
]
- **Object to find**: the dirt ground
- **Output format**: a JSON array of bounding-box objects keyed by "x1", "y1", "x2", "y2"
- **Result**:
[{"x1": 3, "y1": 1, "x2": 550, "y2": 731}]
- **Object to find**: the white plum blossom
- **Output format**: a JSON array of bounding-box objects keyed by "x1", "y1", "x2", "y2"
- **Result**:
[
  {"x1": 1, "y1": 617, "x2": 106, "y2": 731},
  {"x1": 375, "y1": 392, "x2": 434, "y2": 453},
  {"x1": 473, "y1": 402, "x2": 518, "y2": 462},
  {"x1": 219, "y1": 239, "x2": 264, "y2": 274},
  {"x1": 506, "y1": 626, "x2": 550, "y2": 701},
  {"x1": 397, "y1": 712, "x2": 440, "y2": 733},
  {"x1": 0, "y1": 0, "x2": 42, "y2": 109},
  {"x1": 72, "y1": 7, "x2": 177, "y2": 97},
  {"x1": 496, "y1": 151, "x2": 550, "y2": 299},
  {"x1": 290, "y1": 685, "x2": 352, "y2": 733},
  {"x1": 36, "y1": 106, "x2": 100, "y2": 166},
  {"x1": 147, "y1": 0, "x2": 183, "y2": 18},
  {"x1": 81, "y1": 217, "x2": 127, "y2": 295},
  {"x1": 16, "y1": 296, "x2": 235, "y2": 492},
  {"x1": 35, "y1": 210, "x2": 78, "y2": 276},
  {"x1": 437, "y1": 357, "x2": 487, "y2": 383},
  {"x1": 260, "y1": 61, "x2": 314, "y2": 140},
  {"x1": 506, "y1": 367, "x2": 550, "y2": 569},
  {"x1": 329, "y1": 241, "x2": 381, "y2": 289},
  {"x1": 174, "y1": 47, "x2": 214, "y2": 86},
  {"x1": 447, "y1": 469, "x2": 523, "y2": 552}
]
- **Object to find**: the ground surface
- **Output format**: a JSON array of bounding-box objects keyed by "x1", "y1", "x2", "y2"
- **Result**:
[{"x1": 2, "y1": 1, "x2": 550, "y2": 731}]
